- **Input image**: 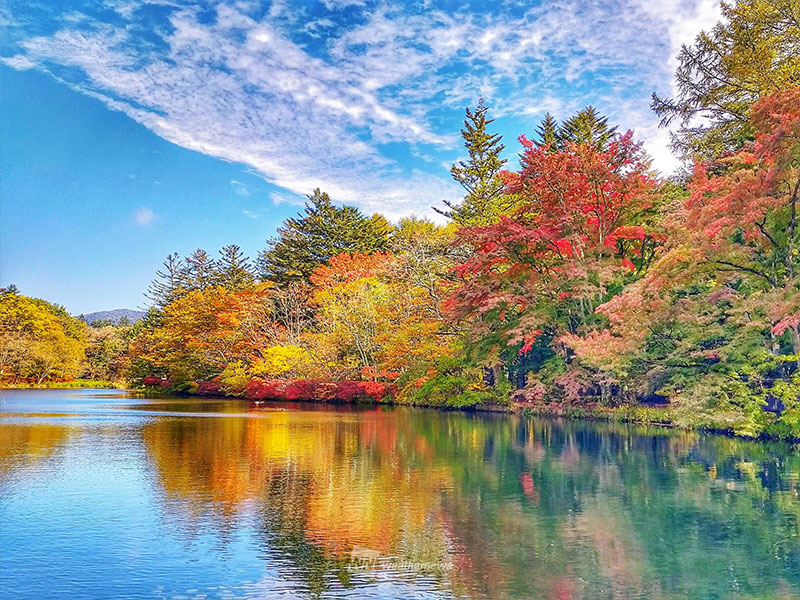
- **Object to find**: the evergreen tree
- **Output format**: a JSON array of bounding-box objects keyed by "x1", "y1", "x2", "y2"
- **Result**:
[
  {"x1": 534, "y1": 113, "x2": 561, "y2": 151},
  {"x1": 558, "y1": 106, "x2": 617, "y2": 150},
  {"x1": 257, "y1": 189, "x2": 390, "y2": 285},
  {"x1": 146, "y1": 253, "x2": 187, "y2": 308},
  {"x1": 436, "y1": 99, "x2": 508, "y2": 226},
  {"x1": 184, "y1": 248, "x2": 216, "y2": 292},
  {"x1": 214, "y1": 244, "x2": 255, "y2": 291},
  {"x1": 651, "y1": 0, "x2": 800, "y2": 160}
]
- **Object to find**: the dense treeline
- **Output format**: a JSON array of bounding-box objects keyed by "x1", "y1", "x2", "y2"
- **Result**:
[
  {"x1": 2, "y1": 0, "x2": 799, "y2": 436},
  {"x1": 0, "y1": 286, "x2": 134, "y2": 385}
]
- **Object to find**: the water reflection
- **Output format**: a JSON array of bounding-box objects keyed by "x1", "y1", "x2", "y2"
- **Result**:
[
  {"x1": 2, "y1": 392, "x2": 800, "y2": 599},
  {"x1": 0, "y1": 422, "x2": 73, "y2": 477}
]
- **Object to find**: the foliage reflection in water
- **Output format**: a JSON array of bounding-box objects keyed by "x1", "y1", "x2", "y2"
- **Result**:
[{"x1": 1, "y1": 389, "x2": 800, "y2": 599}]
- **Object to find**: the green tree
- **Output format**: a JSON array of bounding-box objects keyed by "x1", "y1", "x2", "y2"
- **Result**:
[
  {"x1": 437, "y1": 99, "x2": 511, "y2": 226},
  {"x1": 534, "y1": 113, "x2": 561, "y2": 151},
  {"x1": 558, "y1": 106, "x2": 617, "y2": 150},
  {"x1": 651, "y1": 0, "x2": 800, "y2": 160},
  {"x1": 214, "y1": 244, "x2": 254, "y2": 292},
  {"x1": 257, "y1": 189, "x2": 390, "y2": 285},
  {"x1": 146, "y1": 253, "x2": 187, "y2": 308}
]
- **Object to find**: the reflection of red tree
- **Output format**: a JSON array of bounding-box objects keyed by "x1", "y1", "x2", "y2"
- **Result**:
[
  {"x1": 520, "y1": 472, "x2": 540, "y2": 504},
  {"x1": 359, "y1": 409, "x2": 398, "y2": 455},
  {"x1": 548, "y1": 577, "x2": 576, "y2": 600}
]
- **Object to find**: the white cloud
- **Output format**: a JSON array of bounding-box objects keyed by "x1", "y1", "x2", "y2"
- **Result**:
[
  {"x1": 4, "y1": 0, "x2": 721, "y2": 213},
  {"x1": 0, "y1": 55, "x2": 36, "y2": 70},
  {"x1": 134, "y1": 207, "x2": 155, "y2": 225}
]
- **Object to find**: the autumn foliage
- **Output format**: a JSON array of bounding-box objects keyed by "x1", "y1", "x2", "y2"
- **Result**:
[
  {"x1": 244, "y1": 378, "x2": 395, "y2": 402},
  {"x1": 99, "y1": 62, "x2": 800, "y2": 437}
]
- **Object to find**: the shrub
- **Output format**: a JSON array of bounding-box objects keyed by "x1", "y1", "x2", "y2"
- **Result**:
[
  {"x1": 196, "y1": 380, "x2": 222, "y2": 396},
  {"x1": 217, "y1": 360, "x2": 249, "y2": 396},
  {"x1": 143, "y1": 376, "x2": 171, "y2": 388},
  {"x1": 245, "y1": 378, "x2": 289, "y2": 400}
]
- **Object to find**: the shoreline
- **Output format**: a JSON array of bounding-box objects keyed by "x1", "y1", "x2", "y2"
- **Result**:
[{"x1": 6, "y1": 382, "x2": 799, "y2": 443}]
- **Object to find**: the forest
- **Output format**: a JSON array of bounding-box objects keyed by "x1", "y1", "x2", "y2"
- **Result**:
[{"x1": 2, "y1": 0, "x2": 800, "y2": 438}]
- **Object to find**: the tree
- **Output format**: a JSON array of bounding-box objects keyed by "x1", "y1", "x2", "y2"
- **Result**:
[
  {"x1": 214, "y1": 244, "x2": 255, "y2": 291},
  {"x1": 257, "y1": 189, "x2": 390, "y2": 285},
  {"x1": 558, "y1": 106, "x2": 617, "y2": 150},
  {"x1": 447, "y1": 131, "x2": 659, "y2": 391},
  {"x1": 557, "y1": 89, "x2": 800, "y2": 432},
  {"x1": 390, "y1": 217, "x2": 461, "y2": 320},
  {"x1": 146, "y1": 252, "x2": 187, "y2": 308},
  {"x1": 651, "y1": 0, "x2": 800, "y2": 160},
  {"x1": 270, "y1": 283, "x2": 314, "y2": 345},
  {"x1": 682, "y1": 88, "x2": 800, "y2": 288},
  {"x1": 184, "y1": 249, "x2": 216, "y2": 291},
  {"x1": 534, "y1": 113, "x2": 560, "y2": 152},
  {"x1": 129, "y1": 286, "x2": 253, "y2": 383},
  {"x1": 437, "y1": 99, "x2": 513, "y2": 226},
  {"x1": 84, "y1": 323, "x2": 133, "y2": 381},
  {"x1": 311, "y1": 253, "x2": 396, "y2": 371},
  {"x1": 0, "y1": 293, "x2": 86, "y2": 383}
]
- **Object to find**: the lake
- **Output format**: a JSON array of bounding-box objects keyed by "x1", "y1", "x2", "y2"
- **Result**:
[{"x1": 1, "y1": 389, "x2": 799, "y2": 599}]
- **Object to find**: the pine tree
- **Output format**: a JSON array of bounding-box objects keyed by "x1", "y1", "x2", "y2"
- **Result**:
[
  {"x1": 184, "y1": 249, "x2": 216, "y2": 291},
  {"x1": 257, "y1": 189, "x2": 390, "y2": 285},
  {"x1": 214, "y1": 244, "x2": 254, "y2": 291},
  {"x1": 146, "y1": 253, "x2": 187, "y2": 308},
  {"x1": 534, "y1": 113, "x2": 560, "y2": 151},
  {"x1": 559, "y1": 106, "x2": 617, "y2": 150},
  {"x1": 436, "y1": 99, "x2": 508, "y2": 226}
]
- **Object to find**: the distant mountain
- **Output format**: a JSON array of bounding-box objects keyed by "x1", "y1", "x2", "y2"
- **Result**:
[{"x1": 80, "y1": 308, "x2": 146, "y2": 325}]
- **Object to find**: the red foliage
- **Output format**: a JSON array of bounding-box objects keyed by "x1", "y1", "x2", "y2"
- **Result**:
[
  {"x1": 519, "y1": 330, "x2": 542, "y2": 354},
  {"x1": 244, "y1": 378, "x2": 394, "y2": 402},
  {"x1": 196, "y1": 380, "x2": 221, "y2": 396},
  {"x1": 621, "y1": 257, "x2": 636, "y2": 272},
  {"x1": 143, "y1": 376, "x2": 172, "y2": 388},
  {"x1": 447, "y1": 132, "x2": 660, "y2": 354},
  {"x1": 284, "y1": 379, "x2": 320, "y2": 400},
  {"x1": 245, "y1": 378, "x2": 289, "y2": 400},
  {"x1": 772, "y1": 315, "x2": 800, "y2": 336},
  {"x1": 685, "y1": 88, "x2": 800, "y2": 263},
  {"x1": 335, "y1": 380, "x2": 368, "y2": 401}
]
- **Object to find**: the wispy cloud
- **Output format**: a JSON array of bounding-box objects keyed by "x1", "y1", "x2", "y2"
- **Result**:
[
  {"x1": 270, "y1": 191, "x2": 306, "y2": 207},
  {"x1": 134, "y1": 207, "x2": 155, "y2": 226},
  {"x1": 2, "y1": 0, "x2": 720, "y2": 216},
  {"x1": 230, "y1": 179, "x2": 250, "y2": 197}
]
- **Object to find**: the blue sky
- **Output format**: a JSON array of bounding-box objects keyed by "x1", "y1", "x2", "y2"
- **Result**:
[{"x1": 0, "y1": 0, "x2": 720, "y2": 314}]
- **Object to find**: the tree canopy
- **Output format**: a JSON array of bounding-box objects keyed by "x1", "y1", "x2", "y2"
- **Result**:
[{"x1": 257, "y1": 188, "x2": 390, "y2": 285}]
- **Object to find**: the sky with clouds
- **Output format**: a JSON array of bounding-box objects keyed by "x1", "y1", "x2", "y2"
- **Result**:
[{"x1": 0, "y1": 0, "x2": 720, "y2": 313}]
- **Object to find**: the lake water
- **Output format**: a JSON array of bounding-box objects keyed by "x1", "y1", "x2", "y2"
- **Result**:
[{"x1": 1, "y1": 389, "x2": 800, "y2": 599}]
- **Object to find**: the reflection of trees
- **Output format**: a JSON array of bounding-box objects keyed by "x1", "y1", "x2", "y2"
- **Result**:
[
  {"x1": 0, "y1": 423, "x2": 73, "y2": 480},
  {"x1": 142, "y1": 408, "x2": 454, "y2": 595},
  {"x1": 142, "y1": 406, "x2": 800, "y2": 599}
]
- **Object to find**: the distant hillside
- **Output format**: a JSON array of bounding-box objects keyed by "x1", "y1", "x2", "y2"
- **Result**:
[{"x1": 80, "y1": 309, "x2": 146, "y2": 325}]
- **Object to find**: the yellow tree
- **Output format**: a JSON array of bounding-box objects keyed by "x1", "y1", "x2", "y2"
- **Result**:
[{"x1": 0, "y1": 291, "x2": 86, "y2": 383}]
